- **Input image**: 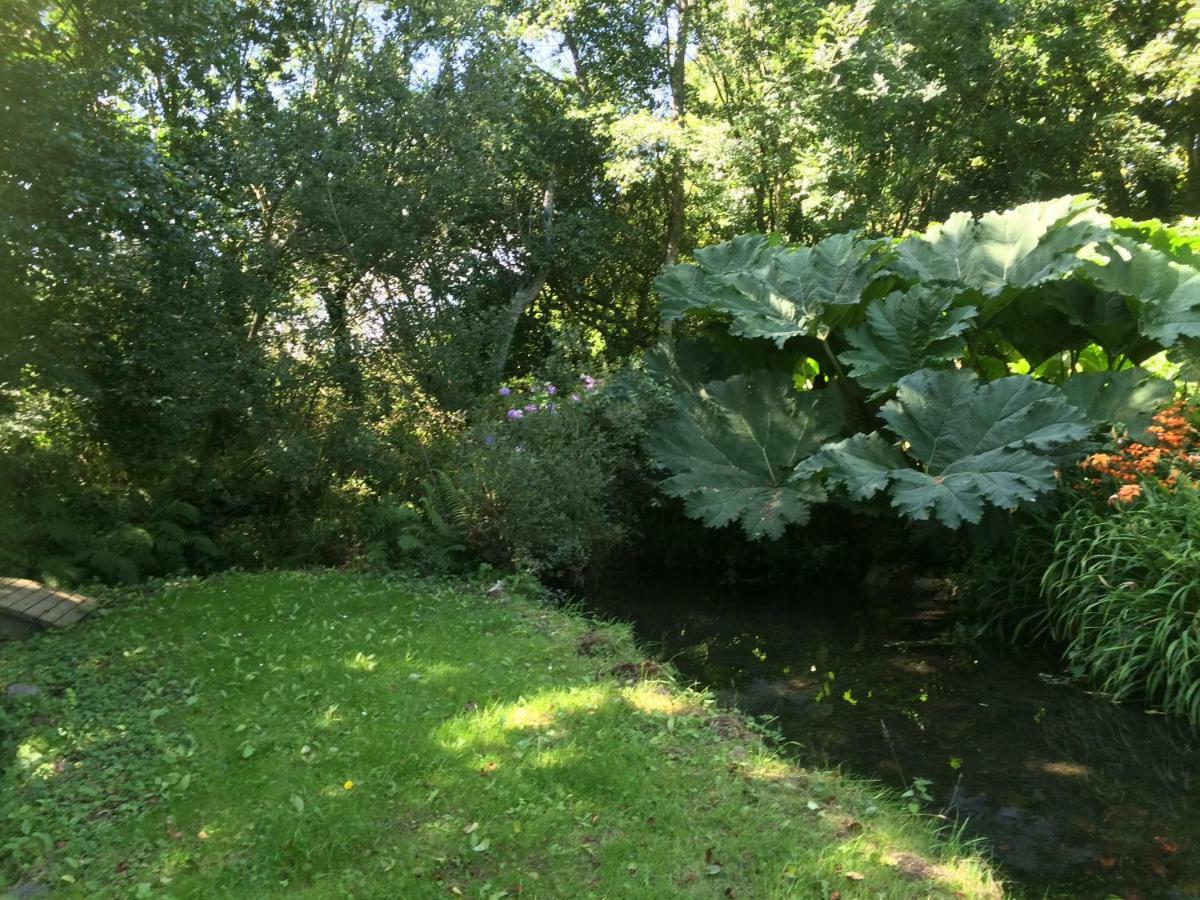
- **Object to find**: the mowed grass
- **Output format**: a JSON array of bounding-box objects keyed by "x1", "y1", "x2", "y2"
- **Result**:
[{"x1": 0, "y1": 572, "x2": 1003, "y2": 898}]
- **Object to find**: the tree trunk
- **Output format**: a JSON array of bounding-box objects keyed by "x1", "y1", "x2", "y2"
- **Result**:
[
  {"x1": 664, "y1": 0, "x2": 691, "y2": 266},
  {"x1": 1186, "y1": 96, "x2": 1200, "y2": 214},
  {"x1": 564, "y1": 28, "x2": 593, "y2": 102},
  {"x1": 492, "y1": 175, "x2": 557, "y2": 383},
  {"x1": 1188, "y1": 129, "x2": 1200, "y2": 214},
  {"x1": 324, "y1": 283, "x2": 362, "y2": 402}
]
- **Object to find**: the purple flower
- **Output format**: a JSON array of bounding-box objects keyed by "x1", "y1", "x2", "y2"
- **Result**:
[
  {"x1": 545, "y1": 384, "x2": 557, "y2": 396},
  {"x1": 506, "y1": 409, "x2": 523, "y2": 421},
  {"x1": 523, "y1": 403, "x2": 538, "y2": 414},
  {"x1": 484, "y1": 434, "x2": 496, "y2": 446},
  {"x1": 499, "y1": 386, "x2": 511, "y2": 397}
]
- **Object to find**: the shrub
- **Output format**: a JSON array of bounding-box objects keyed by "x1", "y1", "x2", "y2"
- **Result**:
[
  {"x1": 0, "y1": 362, "x2": 460, "y2": 583},
  {"x1": 437, "y1": 370, "x2": 652, "y2": 580},
  {"x1": 964, "y1": 399, "x2": 1200, "y2": 720}
]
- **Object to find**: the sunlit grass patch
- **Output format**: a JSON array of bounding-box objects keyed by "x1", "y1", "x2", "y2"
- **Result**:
[{"x1": 0, "y1": 571, "x2": 1004, "y2": 897}]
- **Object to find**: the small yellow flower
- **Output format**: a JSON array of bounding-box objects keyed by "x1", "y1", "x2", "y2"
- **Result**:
[{"x1": 343, "y1": 780, "x2": 354, "y2": 790}]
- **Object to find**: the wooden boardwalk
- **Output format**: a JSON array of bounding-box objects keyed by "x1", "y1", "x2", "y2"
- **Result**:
[{"x1": 0, "y1": 578, "x2": 98, "y2": 629}]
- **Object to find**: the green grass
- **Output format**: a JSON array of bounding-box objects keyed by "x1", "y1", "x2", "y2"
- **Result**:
[{"x1": 0, "y1": 571, "x2": 1003, "y2": 897}]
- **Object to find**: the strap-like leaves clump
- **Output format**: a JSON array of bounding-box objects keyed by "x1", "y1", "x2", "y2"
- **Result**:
[
  {"x1": 838, "y1": 286, "x2": 977, "y2": 395},
  {"x1": 654, "y1": 232, "x2": 889, "y2": 346},
  {"x1": 805, "y1": 370, "x2": 1091, "y2": 527},
  {"x1": 897, "y1": 195, "x2": 1108, "y2": 295},
  {"x1": 646, "y1": 370, "x2": 845, "y2": 539}
]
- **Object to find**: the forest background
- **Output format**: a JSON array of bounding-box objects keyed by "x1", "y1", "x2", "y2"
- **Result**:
[{"x1": 2, "y1": 0, "x2": 1198, "y2": 584}]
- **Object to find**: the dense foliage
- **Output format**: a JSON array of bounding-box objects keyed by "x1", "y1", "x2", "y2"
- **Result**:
[
  {"x1": 436, "y1": 370, "x2": 655, "y2": 576},
  {"x1": 647, "y1": 197, "x2": 1197, "y2": 535},
  {"x1": 966, "y1": 401, "x2": 1200, "y2": 720},
  {"x1": 3, "y1": 0, "x2": 1199, "y2": 583}
]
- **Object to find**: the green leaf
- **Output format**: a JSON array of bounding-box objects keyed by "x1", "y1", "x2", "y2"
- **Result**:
[
  {"x1": 646, "y1": 371, "x2": 845, "y2": 539},
  {"x1": 654, "y1": 233, "x2": 889, "y2": 346},
  {"x1": 719, "y1": 275, "x2": 827, "y2": 346},
  {"x1": 838, "y1": 286, "x2": 976, "y2": 395},
  {"x1": 1112, "y1": 217, "x2": 1200, "y2": 269},
  {"x1": 886, "y1": 451, "x2": 1060, "y2": 528},
  {"x1": 885, "y1": 370, "x2": 1090, "y2": 467},
  {"x1": 769, "y1": 232, "x2": 892, "y2": 312},
  {"x1": 795, "y1": 432, "x2": 907, "y2": 501},
  {"x1": 1059, "y1": 368, "x2": 1174, "y2": 440},
  {"x1": 808, "y1": 370, "x2": 1089, "y2": 527},
  {"x1": 984, "y1": 283, "x2": 1094, "y2": 367},
  {"x1": 897, "y1": 196, "x2": 1107, "y2": 296},
  {"x1": 694, "y1": 233, "x2": 771, "y2": 276},
  {"x1": 1087, "y1": 243, "x2": 1200, "y2": 346},
  {"x1": 656, "y1": 264, "x2": 727, "y2": 322}
]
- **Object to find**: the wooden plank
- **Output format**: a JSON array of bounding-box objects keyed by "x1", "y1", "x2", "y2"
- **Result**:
[
  {"x1": 43, "y1": 597, "x2": 95, "y2": 625},
  {"x1": 3, "y1": 589, "x2": 49, "y2": 615},
  {"x1": 0, "y1": 585, "x2": 39, "y2": 606},
  {"x1": 0, "y1": 579, "x2": 98, "y2": 630},
  {"x1": 40, "y1": 601, "x2": 75, "y2": 625},
  {"x1": 24, "y1": 593, "x2": 65, "y2": 622},
  {"x1": 0, "y1": 579, "x2": 41, "y2": 593},
  {"x1": 51, "y1": 605, "x2": 92, "y2": 627},
  {"x1": 0, "y1": 581, "x2": 45, "y2": 611}
]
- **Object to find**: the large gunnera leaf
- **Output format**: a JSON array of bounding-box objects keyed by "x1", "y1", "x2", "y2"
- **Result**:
[
  {"x1": 987, "y1": 280, "x2": 1159, "y2": 368},
  {"x1": 646, "y1": 371, "x2": 845, "y2": 539},
  {"x1": 1059, "y1": 368, "x2": 1174, "y2": 441},
  {"x1": 838, "y1": 286, "x2": 977, "y2": 396},
  {"x1": 804, "y1": 370, "x2": 1090, "y2": 528},
  {"x1": 654, "y1": 232, "x2": 889, "y2": 346},
  {"x1": 897, "y1": 196, "x2": 1108, "y2": 296},
  {"x1": 768, "y1": 232, "x2": 892, "y2": 317},
  {"x1": 1112, "y1": 217, "x2": 1200, "y2": 269},
  {"x1": 1086, "y1": 242, "x2": 1200, "y2": 346}
]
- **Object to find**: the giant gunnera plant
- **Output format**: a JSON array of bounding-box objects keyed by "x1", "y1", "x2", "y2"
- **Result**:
[{"x1": 646, "y1": 197, "x2": 1200, "y2": 537}]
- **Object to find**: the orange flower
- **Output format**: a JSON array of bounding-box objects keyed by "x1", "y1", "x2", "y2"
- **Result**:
[
  {"x1": 1076, "y1": 400, "x2": 1200, "y2": 499},
  {"x1": 1108, "y1": 483, "x2": 1142, "y2": 505}
]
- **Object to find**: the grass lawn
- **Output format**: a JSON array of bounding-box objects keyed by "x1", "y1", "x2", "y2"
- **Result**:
[{"x1": 0, "y1": 571, "x2": 1003, "y2": 898}]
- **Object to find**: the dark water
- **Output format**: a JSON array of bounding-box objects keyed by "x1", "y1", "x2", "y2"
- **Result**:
[{"x1": 584, "y1": 578, "x2": 1200, "y2": 899}]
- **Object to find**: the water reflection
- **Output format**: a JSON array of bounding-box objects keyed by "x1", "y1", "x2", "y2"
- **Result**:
[{"x1": 585, "y1": 580, "x2": 1200, "y2": 899}]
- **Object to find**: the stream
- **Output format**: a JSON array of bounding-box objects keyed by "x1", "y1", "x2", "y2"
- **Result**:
[{"x1": 584, "y1": 578, "x2": 1200, "y2": 899}]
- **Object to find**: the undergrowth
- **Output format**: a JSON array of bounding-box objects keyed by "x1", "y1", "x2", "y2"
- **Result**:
[{"x1": 1034, "y1": 485, "x2": 1200, "y2": 722}]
